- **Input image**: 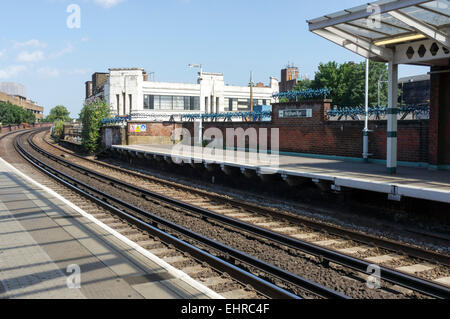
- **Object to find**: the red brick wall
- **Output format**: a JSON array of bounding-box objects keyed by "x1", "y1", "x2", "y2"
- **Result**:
[
  {"x1": 178, "y1": 100, "x2": 430, "y2": 164},
  {"x1": 429, "y1": 65, "x2": 450, "y2": 166},
  {"x1": 123, "y1": 99, "x2": 437, "y2": 165},
  {"x1": 127, "y1": 122, "x2": 182, "y2": 137},
  {"x1": 0, "y1": 123, "x2": 52, "y2": 134},
  {"x1": 181, "y1": 119, "x2": 429, "y2": 163}
]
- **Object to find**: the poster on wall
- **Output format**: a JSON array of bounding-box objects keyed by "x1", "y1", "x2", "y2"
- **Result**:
[{"x1": 130, "y1": 124, "x2": 147, "y2": 133}]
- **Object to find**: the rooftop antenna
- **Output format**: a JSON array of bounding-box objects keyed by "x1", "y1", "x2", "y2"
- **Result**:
[{"x1": 250, "y1": 71, "x2": 254, "y2": 112}]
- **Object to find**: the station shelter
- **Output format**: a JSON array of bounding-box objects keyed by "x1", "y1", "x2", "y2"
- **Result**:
[{"x1": 308, "y1": 0, "x2": 450, "y2": 173}]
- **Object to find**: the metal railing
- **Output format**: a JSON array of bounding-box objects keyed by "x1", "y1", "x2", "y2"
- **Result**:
[
  {"x1": 182, "y1": 111, "x2": 272, "y2": 122},
  {"x1": 327, "y1": 104, "x2": 430, "y2": 121},
  {"x1": 274, "y1": 88, "x2": 331, "y2": 101}
]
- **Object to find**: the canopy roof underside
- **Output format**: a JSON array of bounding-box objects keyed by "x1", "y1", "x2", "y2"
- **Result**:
[{"x1": 308, "y1": 0, "x2": 450, "y2": 65}]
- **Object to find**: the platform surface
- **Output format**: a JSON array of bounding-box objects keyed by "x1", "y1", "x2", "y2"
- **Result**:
[
  {"x1": 112, "y1": 144, "x2": 450, "y2": 204},
  {"x1": 0, "y1": 157, "x2": 220, "y2": 299}
]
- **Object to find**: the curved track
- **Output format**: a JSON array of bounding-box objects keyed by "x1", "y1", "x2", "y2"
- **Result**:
[
  {"x1": 40, "y1": 130, "x2": 450, "y2": 299},
  {"x1": 9, "y1": 129, "x2": 361, "y2": 299},
  {"x1": 22, "y1": 129, "x2": 450, "y2": 298}
]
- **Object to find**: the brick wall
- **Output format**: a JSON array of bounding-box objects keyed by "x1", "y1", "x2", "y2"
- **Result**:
[
  {"x1": 180, "y1": 118, "x2": 429, "y2": 163},
  {"x1": 117, "y1": 97, "x2": 445, "y2": 165},
  {"x1": 429, "y1": 64, "x2": 450, "y2": 166},
  {"x1": 127, "y1": 122, "x2": 183, "y2": 145},
  {"x1": 177, "y1": 100, "x2": 431, "y2": 164},
  {"x1": 101, "y1": 126, "x2": 126, "y2": 149},
  {"x1": 0, "y1": 122, "x2": 52, "y2": 134}
]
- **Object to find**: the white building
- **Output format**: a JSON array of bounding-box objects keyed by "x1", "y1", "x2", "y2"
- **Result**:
[{"x1": 86, "y1": 68, "x2": 279, "y2": 121}]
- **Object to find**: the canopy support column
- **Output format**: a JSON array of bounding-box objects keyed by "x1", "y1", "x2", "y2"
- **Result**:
[{"x1": 387, "y1": 62, "x2": 398, "y2": 174}]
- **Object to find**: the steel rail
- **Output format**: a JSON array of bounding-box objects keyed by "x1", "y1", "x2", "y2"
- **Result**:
[
  {"x1": 17, "y1": 130, "x2": 349, "y2": 299},
  {"x1": 13, "y1": 130, "x2": 303, "y2": 299},
  {"x1": 32, "y1": 129, "x2": 450, "y2": 299},
  {"x1": 47, "y1": 131, "x2": 450, "y2": 268}
]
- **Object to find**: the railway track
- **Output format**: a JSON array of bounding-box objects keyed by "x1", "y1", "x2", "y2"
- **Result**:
[
  {"x1": 7, "y1": 129, "x2": 362, "y2": 299},
  {"x1": 0, "y1": 130, "x2": 297, "y2": 300},
  {"x1": 26, "y1": 129, "x2": 450, "y2": 298},
  {"x1": 40, "y1": 129, "x2": 450, "y2": 298}
]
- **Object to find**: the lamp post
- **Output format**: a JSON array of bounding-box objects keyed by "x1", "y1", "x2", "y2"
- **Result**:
[
  {"x1": 189, "y1": 64, "x2": 203, "y2": 145},
  {"x1": 250, "y1": 71, "x2": 254, "y2": 112},
  {"x1": 363, "y1": 59, "x2": 370, "y2": 163},
  {"x1": 189, "y1": 64, "x2": 203, "y2": 78}
]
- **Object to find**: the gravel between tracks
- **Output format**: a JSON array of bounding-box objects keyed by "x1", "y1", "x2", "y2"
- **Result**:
[{"x1": 29, "y1": 131, "x2": 432, "y2": 299}]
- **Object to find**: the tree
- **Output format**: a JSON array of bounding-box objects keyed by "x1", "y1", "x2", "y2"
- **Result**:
[
  {"x1": 292, "y1": 79, "x2": 313, "y2": 91},
  {"x1": 79, "y1": 98, "x2": 110, "y2": 153},
  {"x1": 0, "y1": 101, "x2": 35, "y2": 125},
  {"x1": 307, "y1": 60, "x2": 389, "y2": 107},
  {"x1": 45, "y1": 105, "x2": 71, "y2": 123}
]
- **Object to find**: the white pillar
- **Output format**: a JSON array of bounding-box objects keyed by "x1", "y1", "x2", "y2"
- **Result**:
[
  {"x1": 363, "y1": 58, "x2": 370, "y2": 162},
  {"x1": 387, "y1": 62, "x2": 398, "y2": 174}
]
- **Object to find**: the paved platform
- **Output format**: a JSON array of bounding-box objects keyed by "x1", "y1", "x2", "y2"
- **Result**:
[
  {"x1": 0, "y1": 157, "x2": 222, "y2": 299},
  {"x1": 112, "y1": 144, "x2": 450, "y2": 204}
]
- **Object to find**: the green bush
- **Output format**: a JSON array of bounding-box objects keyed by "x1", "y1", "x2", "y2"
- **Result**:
[
  {"x1": 79, "y1": 98, "x2": 110, "y2": 154},
  {"x1": 52, "y1": 120, "x2": 64, "y2": 141},
  {"x1": 0, "y1": 101, "x2": 35, "y2": 125}
]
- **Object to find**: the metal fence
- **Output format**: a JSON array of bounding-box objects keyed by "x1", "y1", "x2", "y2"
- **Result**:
[
  {"x1": 327, "y1": 104, "x2": 430, "y2": 121},
  {"x1": 181, "y1": 111, "x2": 272, "y2": 122},
  {"x1": 102, "y1": 111, "x2": 273, "y2": 124},
  {"x1": 273, "y1": 88, "x2": 331, "y2": 101}
]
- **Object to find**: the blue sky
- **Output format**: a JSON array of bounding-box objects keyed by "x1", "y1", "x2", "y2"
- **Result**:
[{"x1": 0, "y1": 0, "x2": 429, "y2": 117}]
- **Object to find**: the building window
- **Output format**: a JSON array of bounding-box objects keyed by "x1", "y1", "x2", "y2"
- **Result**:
[
  {"x1": 160, "y1": 95, "x2": 173, "y2": 110},
  {"x1": 153, "y1": 95, "x2": 160, "y2": 110},
  {"x1": 144, "y1": 95, "x2": 200, "y2": 111},
  {"x1": 173, "y1": 96, "x2": 184, "y2": 110},
  {"x1": 237, "y1": 99, "x2": 250, "y2": 110},
  {"x1": 191, "y1": 96, "x2": 200, "y2": 110},
  {"x1": 116, "y1": 94, "x2": 120, "y2": 115},
  {"x1": 144, "y1": 95, "x2": 150, "y2": 109}
]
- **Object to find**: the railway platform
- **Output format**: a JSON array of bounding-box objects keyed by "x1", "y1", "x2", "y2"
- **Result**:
[
  {"x1": 111, "y1": 144, "x2": 450, "y2": 204},
  {"x1": 0, "y1": 156, "x2": 222, "y2": 299}
]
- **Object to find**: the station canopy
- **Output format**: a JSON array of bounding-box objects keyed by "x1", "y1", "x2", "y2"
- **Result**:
[{"x1": 308, "y1": 0, "x2": 450, "y2": 66}]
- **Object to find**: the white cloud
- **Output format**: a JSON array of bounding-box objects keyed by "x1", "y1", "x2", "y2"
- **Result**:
[
  {"x1": 13, "y1": 39, "x2": 47, "y2": 49},
  {"x1": 16, "y1": 50, "x2": 45, "y2": 63},
  {"x1": 0, "y1": 49, "x2": 6, "y2": 59},
  {"x1": 50, "y1": 43, "x2": 74, "y2": 58},
  {"x1": 37, "y1": 67, "x2": 60, "y2": 78},
  {"x1": 69, "y1": 68, "x2": 91, "y2": 75},
  {"x1": 0, "y1": 65, "x2": 27, "y2": 79},
  {"x1": 94, "y1": 0, "x2": 124, "y2": 8},
  {"x1": 81, "y1": 37, "x2": 89, "y2": 43}
]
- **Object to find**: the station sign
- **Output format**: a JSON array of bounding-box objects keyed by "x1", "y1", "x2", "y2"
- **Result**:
[
  {"x1": 279, "y1": 109, "x2": 312, "y2": 118},
  {"x1": 129, "y1": 124, "x2": 147, "y2": 133}
]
